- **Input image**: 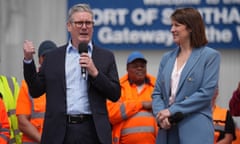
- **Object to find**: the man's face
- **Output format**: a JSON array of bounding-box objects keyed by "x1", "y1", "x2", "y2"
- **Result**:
[
  {"x1": 67, "y1": 11, "x2": 94, "y2": 47},
  {"x1": 127, "y1": 59, "x2": 147, "y2": 85}
]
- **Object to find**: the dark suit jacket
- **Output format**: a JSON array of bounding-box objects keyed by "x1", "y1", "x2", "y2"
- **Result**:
[{"x1": 24, "y1": 44, "x2": 121, "y2": 144}]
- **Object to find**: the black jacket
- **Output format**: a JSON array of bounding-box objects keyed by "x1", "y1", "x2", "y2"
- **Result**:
[{"x1": 24, "y1": 44, "x2": 121, "y2": 144}]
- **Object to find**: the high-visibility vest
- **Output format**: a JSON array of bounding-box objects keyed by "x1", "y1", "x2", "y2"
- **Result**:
[
  {"x1": 107, "y1": 74, "x2": 158, "y2": 144},
  {"x1": 16, "y1": 80, "x2": 45, "y2": 143},
  {"x1": 0, "y1": 98, "x2": 10, "y2": 144},
  {"x1": 213, "y1": 105, "x2": 227, "y2": 144},
  {"x1": 0, "y1": 75, "x2": 22, "y2": 144}
]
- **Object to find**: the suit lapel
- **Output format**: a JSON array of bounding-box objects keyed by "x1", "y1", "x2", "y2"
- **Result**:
[
  {"x1": 164, "y1": 49, "x2": 178, "y2": 98},
  {"x1": 58, "y1": 45, "x2": 67, "y2": 93},
  {"x1": 177, "y1": 48, "x2": 203, "y2": 93}
]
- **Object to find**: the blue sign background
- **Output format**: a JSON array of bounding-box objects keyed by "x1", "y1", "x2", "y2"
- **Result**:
[{"x1": 68, "y1": 0, "x2": 240, "y2": 50}]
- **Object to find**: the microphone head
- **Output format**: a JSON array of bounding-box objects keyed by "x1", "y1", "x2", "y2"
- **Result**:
[{"x1": 78, "y1": 43, "x2": 88, "y2": 54}]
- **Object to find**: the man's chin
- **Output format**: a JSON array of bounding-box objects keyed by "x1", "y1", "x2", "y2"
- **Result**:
[
  {"x1": 79, "y1": 36, "x2": 89, "y2": 42},
  {"x1": 136, "y1": 77, "x2": 145, "y2": 82},
  {"x1": 79, "y1": 39, "x2": 89, "y2": 43}
]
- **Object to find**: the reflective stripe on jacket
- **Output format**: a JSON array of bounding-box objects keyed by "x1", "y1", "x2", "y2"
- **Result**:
[
  {"x1": 0, "y1": 75, "x2": 21, "y2": 144},
  {"x1": 16, "y1": 80, "x2": 45, "y2": 143},
  {"x1": 107, "y1": 74, "x2": 157, "y2": 144},
  {"x1": 0, "y1": 98, "x2": 10, "y2": 144}
]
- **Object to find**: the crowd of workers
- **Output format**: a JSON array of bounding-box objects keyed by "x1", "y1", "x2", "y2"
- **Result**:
[
  {"x1": 1, "y1": 49, "x2": 240, "y2": 144},
  {"x1": 0, "y1": 3, "x2": 240, "y2": 144}
]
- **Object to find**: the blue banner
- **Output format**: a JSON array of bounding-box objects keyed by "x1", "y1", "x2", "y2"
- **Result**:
[{"x1": 68, "y1": 0, "x2": 240, "y2": 50}]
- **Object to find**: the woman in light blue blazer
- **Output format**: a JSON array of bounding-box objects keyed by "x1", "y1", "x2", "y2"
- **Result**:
[{"x1": 152, "y1": 7, "x2": 221, "y2": 144}]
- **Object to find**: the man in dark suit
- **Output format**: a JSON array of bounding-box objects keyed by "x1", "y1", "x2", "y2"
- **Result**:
[{"x1": 23, "y1": 3, "x2": 121, "y2": 144}]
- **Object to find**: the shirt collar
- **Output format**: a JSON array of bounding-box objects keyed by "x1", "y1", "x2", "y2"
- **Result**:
[{"x1": 66, "y1": 40, "x2": 93, "y2": 53}]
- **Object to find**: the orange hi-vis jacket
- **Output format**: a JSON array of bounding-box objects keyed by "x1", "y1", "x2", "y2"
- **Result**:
[
  {"x1": 0, "y1": 75, "x2": 21, "y2": 144},
  {"x1": 107, "y1": 74, "x2": 157, "y2": 144},
  {"x1": 0, "y1": 98, "x2": 10, "y2": 144},
  {"x1": 213, "y1": 105, "x2": 239, "y2": 144},
  {"x1": 16, "y1": 80, "x2": 45, "y2": 143},
  {"x1": 213, "y1": 105, "x2": 227, "y2": 144}
]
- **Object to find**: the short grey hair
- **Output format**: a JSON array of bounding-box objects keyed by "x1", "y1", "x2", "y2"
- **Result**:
[{"x1": 67, "y1": 3, "x2": 93, "y2": 22}]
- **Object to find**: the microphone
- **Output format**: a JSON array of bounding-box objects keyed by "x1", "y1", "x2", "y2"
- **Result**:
[
  {"x1": 78, "y1": 43, "x2": 88, "y2": 80},
  {"x1": 168, "y1": 112, "x2": 184, "y2": 125}
]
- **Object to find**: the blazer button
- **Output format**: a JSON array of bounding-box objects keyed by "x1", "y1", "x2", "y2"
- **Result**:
[
  {"x1": 184, "y1": 96, "x2": 189, "y2": 99},
  {"x1": 188, "y1": 77, "x2": 192, "y2": 81}
]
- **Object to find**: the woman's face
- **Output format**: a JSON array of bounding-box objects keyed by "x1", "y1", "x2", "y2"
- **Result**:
[{"x1": 170, "y1": 20, "x2": 191, "y2": 45}]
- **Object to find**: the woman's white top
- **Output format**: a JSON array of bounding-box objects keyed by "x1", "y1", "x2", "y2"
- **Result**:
[{"x1": 169, "y1": 59, "x2": 186, "y2": 105}]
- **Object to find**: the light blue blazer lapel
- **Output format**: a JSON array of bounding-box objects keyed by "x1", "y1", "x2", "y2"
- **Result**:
[
  {"x1": 163, "y1": 49, "x2": 179, "y2": 101},
  {"x1": 177, "y1": 47, "x2": 203, "y2": 93}
]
